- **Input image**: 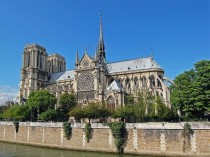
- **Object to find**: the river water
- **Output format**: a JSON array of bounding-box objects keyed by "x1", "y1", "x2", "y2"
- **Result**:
[{"x1": 0, "y1": 142, "x2": 160, "y2": 157}]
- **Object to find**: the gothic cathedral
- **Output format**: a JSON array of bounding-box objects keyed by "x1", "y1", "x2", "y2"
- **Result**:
[{"x1": 19, "y1": 16, "x2": 172, "y2": 109}]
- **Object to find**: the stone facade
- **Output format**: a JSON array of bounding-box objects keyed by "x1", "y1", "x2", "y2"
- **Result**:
[
  {"x1": 19, "y1": 16, "x2": 172, "y2": 108},
  {"x1": 0, "y1": 122, "x2": 210, "y2": 156}
]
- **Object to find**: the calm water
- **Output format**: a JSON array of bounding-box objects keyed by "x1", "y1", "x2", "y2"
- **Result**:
[{"x1": 0, "y1": 142, "x2": 160, "y2": 157}]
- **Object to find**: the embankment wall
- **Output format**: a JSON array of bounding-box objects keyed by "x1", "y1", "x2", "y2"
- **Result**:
[{"x1": 0, "y1": 122, "x2": 209, "y2": 156}]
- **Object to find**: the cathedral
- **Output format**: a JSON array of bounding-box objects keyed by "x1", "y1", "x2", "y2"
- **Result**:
[{"x1": 19, "y1": 16, "x2": 172, "y2": 109}]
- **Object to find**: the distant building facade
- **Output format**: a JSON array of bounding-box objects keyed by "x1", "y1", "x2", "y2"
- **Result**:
[{"x1": 19, "y1": 16, "x2": 172, "y2": 109}]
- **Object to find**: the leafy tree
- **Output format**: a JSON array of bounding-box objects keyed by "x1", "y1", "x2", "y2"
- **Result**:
[
  {"x1": 0, "y1": 106, "x2": 9, "y2": 119},
  {"x1": 83, "y1": 103, "x2": 105, "y2": 122},
  {"x1": 2, "y1": 105, "x2": 30, "y2": 121},
  {"x1": 153, "y1": 96, "x2": 177, "y2": 121},
  {"x1": 69, "y1": 106, "x2": 85, "y2": 122},
  {"x1": 119, "y1": 90, "x2": 176, "y2": 122},
  {"x1": 38, "y1": 109, "x2": 58, "y2": 121},
  {"x1": 57, "y1": 93, "x2": 76, "y2": 120},
  {"x1": 171, "y1": 60, "x2": 210, "y2": 120},
  {"x1": 26, "y1": 90, "x2": 56, "y2": 120},
  {"x1": 112, "y1": 105, "x2": 135, "y2": 122},
  {"x1": 97, "y1": 105, "x2": 111, "y2": 120},
  {"x1": 69, "y1": 103, "x2": 111, "y2": 122}
]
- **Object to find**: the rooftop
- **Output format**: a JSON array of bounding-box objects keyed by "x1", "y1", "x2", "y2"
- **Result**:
[
  {"x1": 107, "y1": 57, "x2": 162, "y2": 73},
  {"x1": 49, "y1": 70, "x2": 74, "y2": 82}
]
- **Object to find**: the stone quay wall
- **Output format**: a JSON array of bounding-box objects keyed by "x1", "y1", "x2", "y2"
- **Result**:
[{"x1": 0, "y1": 122, "x2": 210, "y2": 156}]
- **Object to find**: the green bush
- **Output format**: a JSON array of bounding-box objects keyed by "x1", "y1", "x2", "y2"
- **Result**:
[
  {"x1": 107, "y1": 122, "x2": 126, "y2": 153},
  {"x1": 85, "y1": 123, "x2": 92, "y2": 143},
  {"x1": 13, "y1": 121, "x2": 19, "y2": 133},
  {"x1": 39, "y1": 109, "x2": 58, "y2": 121},
  {"x1": 182, "y1": 123, "x2": 194, "y2": 138},
  {"x1": 63, "y1": 122, "x2": 72, "y2": 140}
]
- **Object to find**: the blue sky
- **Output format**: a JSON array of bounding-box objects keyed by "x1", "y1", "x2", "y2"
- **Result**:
[{"x1": 0, "y1": 0, "x2": 209, "y2": 104}]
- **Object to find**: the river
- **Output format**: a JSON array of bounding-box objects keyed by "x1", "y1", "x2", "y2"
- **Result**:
[{"x1": 0, "y1": 142, "x2": 161, "y2": 157}]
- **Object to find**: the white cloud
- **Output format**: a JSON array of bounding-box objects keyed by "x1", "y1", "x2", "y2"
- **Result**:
[{"x1": 0, "y1": 85, "x2": 19, "y2": 106}]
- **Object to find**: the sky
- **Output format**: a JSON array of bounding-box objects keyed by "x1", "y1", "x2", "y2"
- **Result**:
[{"x1": 0, "y1": 0, "x2": 209, "y2": 105}]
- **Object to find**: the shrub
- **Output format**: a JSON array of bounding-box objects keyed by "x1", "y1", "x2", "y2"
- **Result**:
[
  {"x1": 107, "y1": 122, "x2": 126, "y2": 153},
  {"x1": 63, "y1": 122, "x2": 72, "y2": 140},
  {"x1": 13, "y1": 121, "x2": 19, "y2": 133},
  {"x1": 182, "y1": 123, "x2": 194, "y2": 138},
  {"x1": 85, "y1": 123, "x2": 92, "y2": 143}
]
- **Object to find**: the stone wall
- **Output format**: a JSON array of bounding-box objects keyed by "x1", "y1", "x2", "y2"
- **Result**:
[{"x1": 0, "y1": 122, "x2": 210, "y2": 156}]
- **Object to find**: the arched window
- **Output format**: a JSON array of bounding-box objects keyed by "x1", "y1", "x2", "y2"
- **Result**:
[
  {"x1": 48, "y1": 60, "x2": 51, "y2": 73},
  {"x1": 40, "y1": 52, "x2": 43, "y2": 69},
  {"x1": 51, "y1": 59, "x2": 54, "y2": 73},
  {"x1": 142, "y1": 76, "x2": 147, "y2": 88},
  {"x1": 60, "y1": 61, "x2": 62, "y2": 71},
  {"x1": 118, "y1": 78, "x2": 123, "y2": 87},
  {"x1": 134, "y1": 77, "x2": 139, "y2": 90},
  {"x1": 27, "y1": 53, "x2": 30, "y2": 67},
  {"x1": 37, "y1": 51, "x2": 40, "y2": 67},
  {"x1": 150, "y1": 75, "x2": 155, "y2": 87},
  {"x1": 157, "y1": 75, "x2": 162, "y2": 87},
  {"x1": 125, "y1": 77, "x2": 130, "y2": 91},
  {"x1": 107, "y1": 96, "x2": 115, "y2": 111}
]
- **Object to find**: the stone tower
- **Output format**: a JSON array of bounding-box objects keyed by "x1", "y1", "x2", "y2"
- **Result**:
[
  {"x1": 74, "y1": 15, "x2": 108, "y2": 105},
  {"x1": 19, "y1": 44, "x2": 48, "y2": 101},
  {"x1": 48, "y1": 53, "x2": 66, "y2": 74}
]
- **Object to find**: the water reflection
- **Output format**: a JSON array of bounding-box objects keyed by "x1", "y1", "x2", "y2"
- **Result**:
[{"x1": 0, "y1": 142, "x2": 158, "y2": 157}]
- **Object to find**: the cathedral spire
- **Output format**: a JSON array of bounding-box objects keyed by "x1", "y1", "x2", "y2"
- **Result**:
[
  {"x1": 99, "y1": 14, "x2": 104, "y2": 45},
  {"x1": 97, "y1": 13, "x2": 106, "y2": 62},
  {"x1": 75, "y1": 50, "x2": 79, "y2": 66}
]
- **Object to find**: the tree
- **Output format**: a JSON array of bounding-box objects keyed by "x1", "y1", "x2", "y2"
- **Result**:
[
  {"x1": 0, "y1": 106, "x2": 9, "y2": 119},
  {"x1": 112, "y1": 105, "x2": 135, "y2": 122},
  {"x1": 26, "y1": 90, "x2": 56, "y2": 120},
  {"x1": 69, "y1": 106, "x2": 85, "y2": 122},
  {"x1": 69, "y1": 102, "x2": 111, "y2": 122},
  {"x1": 2, "y1": 105, "x2": 30, "y2": 121},
  {"x1": 38, "y1": 109, "x2": 58, "y2": 121},
  {"x1": 170, "y1": 60, "x2": 210, "y2": 120},
  {"x1": 83, "y1": 103, "x2": 103, "y2": 122},
  {"x1": 57, "y1": 93, "x2": 76, "y2": 120}
]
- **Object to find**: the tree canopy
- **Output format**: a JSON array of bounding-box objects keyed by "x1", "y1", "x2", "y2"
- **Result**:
[
  {"x1": 2, "y1": 105, "x2": 30, "y2": 121},
  {"x1": 26, "y1": 90, "x2": 57, "y2": 120},
  {"x1": 170, "y1": 60, "x2": 210, "y2": 120},
  {"x1": 69, "y1": 102, "x2": 111, "y2": 122},
  {"x1": 57, "y1": 93, "x2": 76, "y2": 120}
]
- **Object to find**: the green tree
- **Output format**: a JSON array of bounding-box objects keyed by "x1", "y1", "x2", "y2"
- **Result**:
[
  {"x1": 26, "y1": 90, "x2": 56, "y2": 120},
  {"x1": 38, "y1": 109, "x2": 58, "y2": 121},
  {"x1": 2, "y1": 105, "x2": 30, "y2": 121},
  {"x1": 83, "y1": 103, "x2": 104, "y2": 122},
  {"x1": 170, "y1": 60, "x2": 210, "y2": 120},
  {"x1": 69, "y1": 106, "x2": 85, "y2": 122},
  {"x1": 57, "y1": 93, "x2": 76, "y2": 120},
  {"x1": 69, "y1": 103, "x2": 111, "y2": 122},
  {"x1": 0, "y1": 106, "x2": 9, "y2": 119},
  {"x1": 112, "y1": 105, "x2": 135, "y2": 122}
]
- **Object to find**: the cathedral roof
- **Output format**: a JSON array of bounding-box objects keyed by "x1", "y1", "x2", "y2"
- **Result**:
[
  {"x1": 107, "y1": 57, "x2": 162, "y2": 73},
  {"x1": 49, "y1": 70, "x2": 74, "y2": 82},
  {"x1": 48, "y1": 57, "x2": 162, "y2": 82}
]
